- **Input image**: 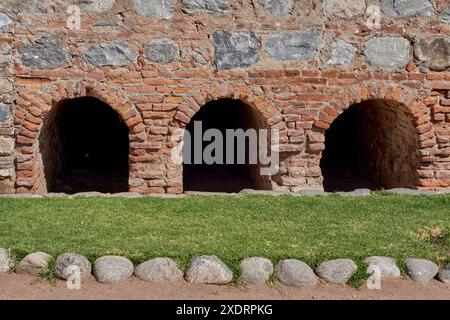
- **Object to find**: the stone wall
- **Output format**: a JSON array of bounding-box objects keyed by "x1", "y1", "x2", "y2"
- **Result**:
[{"x1": 0, "y1": 0, "x2": 449, "y2": 194}]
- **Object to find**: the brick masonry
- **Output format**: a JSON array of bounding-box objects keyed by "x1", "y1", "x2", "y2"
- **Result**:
[{"x1": 0, "y1": 0, "x2": 449, "y2": 194}]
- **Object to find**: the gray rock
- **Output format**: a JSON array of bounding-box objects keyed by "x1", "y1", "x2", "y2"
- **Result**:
[
  {"x1": 316, "y1": 259, "x2": 358, "y2": 284},
  {"x1": 240, "y1": 257, "x2": 274, "y2": 284},
  {"x1": 145, "y1": 38, "x2": 179, "y2": 64},
  {"x1": 16, "y1": 252, "x2": 52, "y2": 276},
  {"x1": 93, "y1": 256, "x2": 134, "y2": 284},
  {"x1": 185, "y1": 255, "x2": 233, "y2": 284},
  {"x1": 0, "y1": 13, "x2": 11, "y2": 28},
  {"x1": 133, "y1": 0, "x2": 174, "y2": 19},
  {"x1": 443, "y1": 7, "x2": 450, "y2": 23},
  {"x1": 83, "y1": 42, "x2": 138, "y2": 67},
  {"x1": 212, "y1": 31, "x2": 260, "y2": 70},
  {"x1": 294, "y1": 190, "x2": 327, "y2": 197},
  {"x1": 0, "y1": 248, "x2": 12, "y2": 272},
  {"x1": 55, "y1": 253, "x2": 92, "y2": 280},
  {"x1": 70, "y1": 192, "x2": 108, "y2": 198},
  {"x1": 259, "y1": 0, "x2": 294, "y2": 16},
  {"x1": 385, "y1": 188, "x2": 434, "y2": 195},
  {"x1": 337, "y1": 189, "x2": 372, "y2": 197},
  {"x1": 380, "y1": 0, "x2": 434, "y2": 19},
  {"x1": 184, "y1": 191, "x2": 239, "y2": 196},
  {"x1": 323, "y1": 0, "x2": 366, "y2": 19},
  {"x1": 327, "y1": 40, "x2": 357, "y2": 65},
  {"x1": 0, "y1": 105, "x2": 10, "y2": 122},
  {"x1": 79, "y1": 0, "x2": 116, "y2": 13},
  {"x1": 265, "y1": 32, "x2": 320, "y2": 61},
  {"x1": 110, "y1": 192, "x2": 143, "y2": 198},
  {"x1": 135, "y1": 258, "x2": 183, "y2": 282},
  {"x1": 275, "y1": 259, "x2": 317, "y2": 287},
  {"x1": 239, "y1": 189, "x2": 288, "y2": 196},
  {"x1": 365, "y1": 256, "x2": 401, "y2": 279},
  {"x1": 42, "y1": 193, "x2": 68, "y2": 198},
  {"x1": 18, "y1": 37, "x2": 68, "y2": 70},
  {"x1": 364, "y1": 37, "x2": 411, "y2": 69},
  {"x1": 405, "y1": 258, "x2": 438, "y2": 283},
  {"x1": 437, "y1": 264, "x2": 450, "y2": 283},
  {"x1": 182, "y1": 0, "x2": 230, "y2": 16},
  {"x1": 414, "y1": 38, "x2": 449, "y2": 71}
]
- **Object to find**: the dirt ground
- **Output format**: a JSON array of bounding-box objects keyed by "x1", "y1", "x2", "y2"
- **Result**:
[{"x1": 0, "y1": 273, "x2": 449, "y2": 300}]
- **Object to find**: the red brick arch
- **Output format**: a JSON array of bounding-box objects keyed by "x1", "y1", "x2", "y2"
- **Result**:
[
  {"x1": 14, "y1": 80, "x2": 145, "y2": 193},
  {"x1": 310, "y1": 82, "x2": 438, "y2": 190},
  {"x1": 171, "y1": 82, "x2": 284, "y2": 129}
]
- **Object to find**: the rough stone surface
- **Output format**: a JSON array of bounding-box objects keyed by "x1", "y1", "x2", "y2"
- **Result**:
[
  {"x1": 414, "y1": 38, "x2": 450, "y2": 71},
  {"x1": 185, "y1": 255, "x2": 233, "y2": 284},
  {"x1": 365, "y1": 256, "x2": 401, "y2": 279},
  {"x1": 239, "y1": 189, "x2": 287, "y2": 196},
  {"x1": 380, "y1": 0, "x2": 434, "y2": 19},
  {"x1": 294, "y1": 190, "x2": 327, "y2": 197},
  {"x1": 437, "y1": 264, "x2": 450, "y2": 283},
  {"x1": 443, "y1": 7, "x2": 450, "y2": 23},
  {"x1": 16, "y1": 252, "x2": 52, "y2": 276},
  {"x1": 0, "y1": 13, "x2": 11, "y2": 28},
  {"x1": 110, "y1": 192, "x2": 143, "y2": 198},
  {"x1": 275, "y1": 259, "x2": 317, "y2": 287},
  {"x1": 18, "y1": 37, "x2": 67, "y2": 70},
  {"x1": 316, "y1": 259, "x2": 358, "y2": 284},
  {"x1": 133, "y1": 0, "x2": 174, "y2": 19},
  {"x1": 386, "y1": 188, "x2": 434, "y2": 195},
  {"x1": 328, "y1": 40, "x2": 357, "y2": 65},
  {"x1": 182, "y1": 0, "x2": 230, "y2": 16},
  {"x1": 405, "y1": 258, "x2": 439, "y2": 283},
  {"x1": 265, "y1": 32, "x2": 320, "y2": 61},
  {"x1": 364, "y1": 37, "x2": 411, "y2": 69},
  {"x1": 337, "y1": 189, "x2": 372, "y2": 197},
  {"x1": 145, "y1": 38, "x2": 179, "y2": 64},
  {"x1": 240, "y1": 257, "x2": 274, "y2": 284},
  {"x1": 93, "y1": 256, "x2": 134, "y2": 284},
  {"x1": 0, "y1": 137, "x2": 14, "y2": 156},
  {"x1": 212, "y1": 31, "x2": 259, "y2": 70},
  {"x1": 79, "y1": 0, "x2": 116, "y2": 13},
  {"x1": 55, "y1": 253, "x2": 92, "y2": 280},
  {"x1": 83, "y1": 42, "x2": 138, "y2": 67},
  {"x1": 135, "y1": 258, "x2": 183, "y2": 282},
  {"x1": 323, "y1": 0, "x2": 366, "y2": 19},
  {"x1": 259, "y1": 0, "x2": 294, "y2": 16},
  {"x1": 0, "y1": 248, "x2": 12, "y2": 272}
]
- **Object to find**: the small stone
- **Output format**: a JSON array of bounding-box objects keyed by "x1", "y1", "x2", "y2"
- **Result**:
[
  {"x1": 327, "y1": 40, "x2": 357, "y2": 65},
  {"x1": 55, "y1": 253, "x2": 92, "y2": 280},
  {"x1": 414, "y1": 38, "x2": 450, "y2": 72},
  {"x1": 380, "y1": 0, "x2": 434, "y2": 19},
  {"x1": 259, "y1": 0, "x2": 294, "y2": 16},
  {"x1": 133, "y1": 0, "x2": 174, "y2": 20},
  {"x1": 110, "y1": 192, "x2": 142, "y2": 198},
  {"x1": 16, "y1": 252, "x2": 52, "y2": 276},
  {"x1": 386, "y1": 188, "x2": 434, "y2": 195},
  {"x1": 0, "y1": 13, "x2": 11, "y2": 28},
  {"x1": 323, "y1": 0, "x2": 366, "y2": 19},
  {"x1": 265, "y1": 32, "x2": 320, "y2": 61},
  {"x1": 79, "y1": 0, "x2": 115, "y2": 13},
  {"x1": 83, "y1": 42, "x2": 138, "y2": 67},
  {"x1": 443, "y1": 7, "x2": 450, "y2": 23},
  {"x1": 135, "y1": 258, "x2": 183, "y2": 282},
  {"x1": 0, "y1": 248, "x2": 12, "y2": 272},
  {"x1": 185, "y1": 255, "x2": 233, "y2": 284},
  {"x1": 275, "y1": 259, "x2": 317, "y2": 287},
  {"x1": 316, "y1": 259, "x2": 358, "y2": 284},
  {"x1": 405, "y1": 258, "x2": 438, "y2": 283},
  {"x1": 70, "y1": 192, "x2": 108, "y2": 198},
  {"x1": 182, "y1": 0, "x2": 230, "y2": 16},
  {"x1": 365, "y1": 256, "x2": 401, "y2": 279},
  {"x1": 239, "y1": 189, "x2": 287, "y2": 196},
  {"x1": 212, "y1": 31, "x2": 260, "y2": 70},
  {"x1": 294, "y1": 190, "x2": 327, "y2": 197},
  {"x1": 0, "y1": 136, "x2": 13, "y2": 156},
  {"x1": 240, "y1": 257, "x2": 274, "y2": 284},
  {"x1": 18, "y1": 37, "x2": 67, "y2": 70},
  {"x1": 437, "y1": 264, "x2": 450, "y2": 283},
  {"x1": 364, "y1": 37, "x2": 411, "y2": 69},
  {"x1": 145, "y1": 39, "x2": 179, "y2": 64},
  {"x1": 93, "y1": 256, "x2": 134, "y2": 284}
]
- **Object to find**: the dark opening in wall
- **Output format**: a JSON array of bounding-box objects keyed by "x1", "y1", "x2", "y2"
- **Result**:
[
  {"x1": 39, "y1": 97, "x2": 129, "y2": 194},
  {"x1": 183, "y1": 99, "x2": 272, "y2": 193},
  {"x1": 320, "y1": 99, "x2": 420, "y2": 192}
]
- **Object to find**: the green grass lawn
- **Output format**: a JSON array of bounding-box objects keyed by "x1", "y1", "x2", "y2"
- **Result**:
[{"x1": 0, "y1": 194, "x2": 449, "y2": 284}]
